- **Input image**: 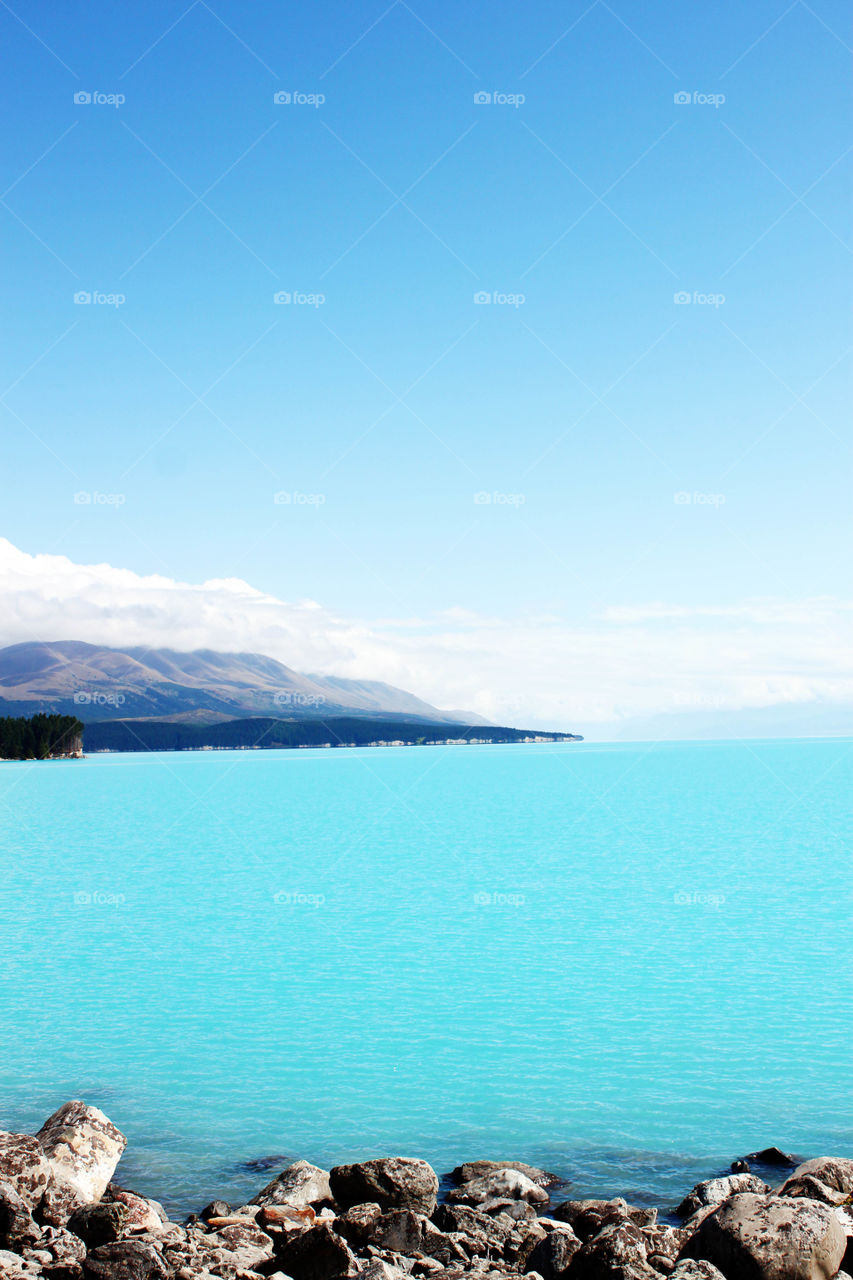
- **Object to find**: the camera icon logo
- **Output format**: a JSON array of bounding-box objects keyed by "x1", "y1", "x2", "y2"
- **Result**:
[
  {"x1": 673, "y1": 91, "x2": 691, "y2": 105},
  {"x1": 473, "y1": 91, "x2": 491, "y2": 105},
  {"x1": 73, "y1": 891, "x2": 92, "y2": 905},
  {"x1": 73, "y1": 690, "x2": 92, "y2": 703},
  {"x1": 74, "y1": 91, "x2": 92, "y2": 105},
  {"x1": 673, "y1": 291, "x2": 691, "y2": 304},
  {"x1": 473, "y1": 291, "x2": 491, "y2": 304},
  {"x1": 273, "y1": 91, "x2": 291, "y2": 104},
  {"x1": 74, "y1": 291, "x2": 92, "y2": 305},
  {"x1": 273, "y1": 291, "x2": 291, "y2": 304},
  {"x1": 73, "y1": 491, "x2": 92, "y2": 505}
]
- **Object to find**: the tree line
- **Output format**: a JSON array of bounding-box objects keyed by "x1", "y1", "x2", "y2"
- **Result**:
[{"x1": 0, "y1": 713, "x2": 84, "y2": 760}]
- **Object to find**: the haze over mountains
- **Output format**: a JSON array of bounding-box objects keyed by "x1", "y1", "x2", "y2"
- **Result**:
[{"x1": 0, "y1": 642, "x2": 490, "y2": 726}]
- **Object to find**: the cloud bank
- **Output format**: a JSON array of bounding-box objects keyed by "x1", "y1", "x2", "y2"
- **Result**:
[{"x1": 1, "y1": 537, "x2": 851, "y2": 734}]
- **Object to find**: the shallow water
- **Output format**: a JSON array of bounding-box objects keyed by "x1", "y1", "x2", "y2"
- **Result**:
[{"x1": 1, "y1": 739, "x2": 851, "y2": 1215}]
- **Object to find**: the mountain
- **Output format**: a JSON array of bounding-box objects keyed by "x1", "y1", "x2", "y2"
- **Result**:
[
  {"x1": 588, "y1": 702, "x2": 853, "y2": 741},
  {"x1": 0, "y1": 641, "x2": 474, "y2": 725}
]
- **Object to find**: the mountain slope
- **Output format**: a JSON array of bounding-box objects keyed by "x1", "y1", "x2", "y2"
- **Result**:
[{"x1": 0, "y1": 641, "x2": 469, "y2": 724}]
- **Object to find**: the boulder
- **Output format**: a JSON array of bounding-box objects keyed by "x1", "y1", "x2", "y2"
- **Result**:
[
  {"x1": 523, "y1": 1227, "x2": 581, "y2": 1279},
  {"x1": 0, "y1": 1249, "x2": 44, "y2": 1278},
  {"x1": 552, "y1": 1199, "x2": 656, "y2": 1241},
  {"x1": 250, "y1": 1159, "x2": 331, "y2": 1209},
  {"x1": 0, "y1": 1133, "x2": 53, "y2": 1213},
  {"x1": 569, "y1": 1220, "x2": 657, "y2": 1278},
  {"x1": 682, "y1": 1191, "x2": 846, "y2": 1280},
  {"x1": 103, "y1": 1188, "x2": 168, "y2": 1234},
  {"x1": 198, "y1": 1200, "x2": 231, "y2": 1222},
  {"x1": 37, "y1": 1103, "x2": 126, "y2": 1224},
  {"x1": 779, "y1": 1158, "x2": 853, "y2": 1198},
  {"x1": 0, "y1": 1181, "x2": 41, "y2": 1247},
  {"x1": 447, "y1": 1169, "x2": 549, "y2": 1208},
  {"x1": 676, "y1": 1174, "x2": 770, "y2": 1218},
  {"x1": 330, "y1": 1158, "x2": 439, "y2": 1215},
  {"x1": 670, "y1": 1263, "x2": 728, "y2": 1279},
  {"x1": 82, "y1": 1239, "x2": 171, "y2": 1279},
  {"x1": 26, "y1": 1223, "x2": 87, "y2": 1276},
  {"x1": 66, "y1": 1201, "x2": 130, "y2": 1247},
  {"x1": 275, "y1": 1220, "x2": 360, "y2": 1279},
  {"x1": 451, "y1": 1161, "x2": 560, "y2": 1189},
  {"x1": 743, "y1": 1149, "x2": 797, "y2": 1168},
  {"x1": 433, "y1": 1204, "x2": 514, "y2": 1256},
  {"x1": 359, "y1": 1262, "x2": 410, "y2": 1280}
]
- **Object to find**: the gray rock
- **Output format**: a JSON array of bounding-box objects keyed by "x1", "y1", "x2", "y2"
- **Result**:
[
  {"x1": 569, "y1": 1220, "x2": 657, "y2": 1278},
  {"x1": 670, "y1": 1263, "x2": 728, "y2": 1280},
  {"x1": 66, "y1": 1201, "x2": 130, "y2": 1247},
  {"x1": 0, "y1": 1248, "x2": 44, "y2": 1278},
  {"x1": 275, "y1": 1220, "x2": 360, "y2": 1280},
  {"x1": 451, "y1": 1162, "x2": 560, "y2": 1189},
  {"x1": 359, "y1": 1262, "x2": 410, "y2": 1280},
  {"x1": 552, "y1": 1199, "x2": 656, "y2": 1241},
  {"x1": 103, "y1": 1187, "x2": 168, "y2": 1234},
  {"x1": 198, "y1": 1200, "x2": 231, "y2": 1221},
  {"x1": 0, "y1": 1181, "x2": 41, "y2": 1247},
  {"x1": 676, "y1": 1174, "x2": 770, "y2": 1218},
  {"x1": 681, "y1": 1191, "x2": 846, "y2": 1280},
  {"x1": 523, "y1": 1227, "x2": 581, "y2": 1279},
  {"x1": 779, "y1": 1157, "x2": 853, "y2": 1198},
  {"x1": 0, "y1": 1133, "x2": 53, "y2": 1213},
  {"x1": 82, "y1": 1239, "x2": 171, "y2": 1279},
  {"x1": 250, "y1": 1159, "x2": 332, "y2": 1210},
  {"x1": 330, "y1": 1158, "x2": 439, "y2": 1215},
  {"x1": 447, "y1": 1170, "x2": 549, "y2": 1209},
  {"x1": 432, "y1": 1204, "x2": 514, "y2": 1256},
  {"x1": 26, "y1": 1223, "x2": 87, "y2": 1275},
  {"x1": 37, "y1": 1103, "x2": 127, "y2": 1225}
]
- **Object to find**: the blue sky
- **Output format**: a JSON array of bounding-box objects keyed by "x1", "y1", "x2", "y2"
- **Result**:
[{"x1": 1, "y1": 0, "x2": 850, "y2": 729}]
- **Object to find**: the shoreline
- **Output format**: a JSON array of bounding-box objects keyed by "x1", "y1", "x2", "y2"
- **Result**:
[{"x1": 2, "y1": 1102, "x2": 851, "y2": 1279}]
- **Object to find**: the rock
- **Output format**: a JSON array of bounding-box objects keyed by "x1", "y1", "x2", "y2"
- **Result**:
[
  {"x1": 779, "y1": 1157, "x2": 853, "y2": 1198},
  {"x1": 199, "y1": 1200, "x2": 231, "y2": 1221},
  {"x1": 359, "y1": 1262, "x2": 410, "y2": 1280},
  {"x1": 681, "y1": 1191, "x2": 846, "y2": 1280},
  {"x1": 103, "y1": 1188, "x2": 168, "y2": 1234},
  {"x1": 0, "y1": 1181, "x2": 41, "y2": 1247},
  {"x1": 451, "y1": 1162, "x2": 560, "y2": 1189},
  {"x1": 0, "y1": 1132, "x2": 53, "y2": 1213},
  {"x1": 569, "y1": 1220, "x2": 657, "y2": 1278},
  {"x1": 337, "y1": 1202, "x2": 383, "y2": 1248},
  {"x1": 0, "y1": 1249, "x2": 44, "y2": 1278},
  {"x1": 670, "y1": 1264, "x2": 727, "y2": 1279},
  {"x1": 432, "y1": 1204, "x2": 514, "y2": 1257},
  {"x1": 275, "y1": 1220, "x2": 360, "y2": 1279},
  {"x1": 241, "y1": 1154, "x2": 289, "y2": 1173},
  {"x1": 28, "y1": 1223, "x2": 87, "y2": 1276},
  {"x1": 743, "y1": 1148, "x2": 797, "y2": 1168},
  {"x1": 329, "y1": 1158, "x2": 439, "y2": 1215},
  {"x1": 258, "y1": 1202, "x2": 316, "y2": 1232},
  {"x1": 447, "y1": 1170, "x2": 549, "y2": 1208},
  {"x1": 66, "y1": 1201, "x2": 129, "y2": 1247},
  {"x1": 37, "y1": 1103, "x2": 127, "y2": 1225},
  {"x1": 731, "y1": 1161, "x2": 751, "y2": 1174},
  {"x1": 523, "y1": 1227, "x2": 581, "y2": 1279},
  {"x1": 82, "y1": 1239, "x2": 171, "y2": 1279},
  {"x1": 208, "y1": 1218, "x2": 275, "y2": 1269},
  {"x1": 250, "y1": 1160, "x2": 331, "y2": 1210},
  {"x1": 552, "y1": 1200, "x2": 656, "y2": 1241},
  {"x1": 676, "y1": 1174, "x2": 770, "y2": 1218}
]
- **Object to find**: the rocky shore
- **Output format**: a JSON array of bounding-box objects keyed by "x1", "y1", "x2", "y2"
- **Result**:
[{"x1": 1, "y1": 1102, "x2": 851, "y2": 1280}]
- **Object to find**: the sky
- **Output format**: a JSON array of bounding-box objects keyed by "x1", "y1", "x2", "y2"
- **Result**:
[{"x1": 1, "y1": 0, "x2": 851, "y2": 733}]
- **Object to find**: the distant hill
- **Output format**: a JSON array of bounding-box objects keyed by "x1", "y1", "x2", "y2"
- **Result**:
[
  {"x1": 0, "y1": 641, "x2": 486, "y2": 725},
  {"x1": 83, "y1": 717, "x2": 581, "y2": 753}
]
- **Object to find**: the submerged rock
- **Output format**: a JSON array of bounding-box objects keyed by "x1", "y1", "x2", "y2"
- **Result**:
[
  {"x1": 37, "y1": 1102, "x2": 127, "y2": 1224},
  {"x1": 742, "y1": 1147, "x2": 798, "y2": 1167},
  {"x1": 681, "y1": 1191, "x2": 846, "y2": 1280},
  {"x1": 330, "y1": 1157, "x2": 439, "y2": 1215},
  {"x1": 450, "y1": 1160, "x2": 560, "y2": 1189}
]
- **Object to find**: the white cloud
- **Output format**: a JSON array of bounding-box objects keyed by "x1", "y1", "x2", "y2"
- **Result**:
[{"x1": 1, "y1": 537, "x2": 851, "y2": 732}]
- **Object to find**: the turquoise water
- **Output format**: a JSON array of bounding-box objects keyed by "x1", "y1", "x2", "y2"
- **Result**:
[{"x1": 1, "y1": 740, "x2": 851, "y2": 1216}]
